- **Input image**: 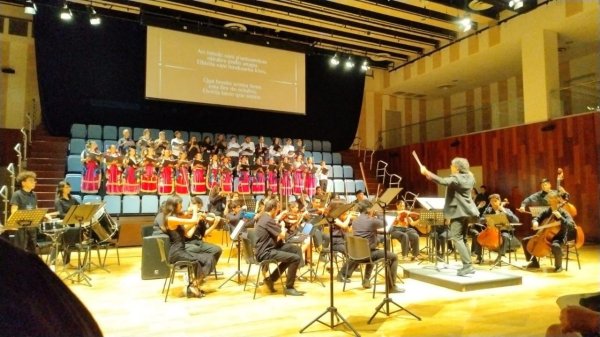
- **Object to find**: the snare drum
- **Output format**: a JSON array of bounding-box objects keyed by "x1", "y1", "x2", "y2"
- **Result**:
[
  {"x1": 90, "y1": 207, "x2": 119, "y2": 242},
  {"x1": 40, "y1": 219, "x2": 65, "y2": 234}
]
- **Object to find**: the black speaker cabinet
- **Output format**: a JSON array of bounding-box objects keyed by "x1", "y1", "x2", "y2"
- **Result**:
[{"x1": 141, "y1": 234, "x2": 170, "y2": 280}]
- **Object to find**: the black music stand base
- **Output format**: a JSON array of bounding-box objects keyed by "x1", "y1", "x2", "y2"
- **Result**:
[
  {"x1": 301, "y1": 204, "x2": 359, "y2": 337},
  {"x1": 368, "y1": 295, "x2": 421, "y2": 324},
  {"x1": 299, "y1": 236, "x2": 325, "y2": 287},
  {"x1": 369, "y1": 189, "x2": 421, "y2": 324},
  {"x1": 219, "y1": 238, "x2": 246, "y2": 288},
  {"x1": 300, "y1": 306, "x2": 360, "y2": 336}
]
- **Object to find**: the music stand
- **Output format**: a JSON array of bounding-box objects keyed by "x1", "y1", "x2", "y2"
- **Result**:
[
  {"x1": 484, "y1": 213, "x2": 520, "y2": 270},
  {"x1": 219, "y1": 219, "x2": 247, "y2": 288},
  {"x1": 5, "y1": 208, "x2": 49, "y2": 231},
  {"x1": 61, "y1": 203, "x2": 101, "y2": 286},
  {"x1": 300, "y1": 202, "x2": 360, "y2": 337},
  {"x1": 368, "y1": 188, "x2": 421, "y2": 324}
]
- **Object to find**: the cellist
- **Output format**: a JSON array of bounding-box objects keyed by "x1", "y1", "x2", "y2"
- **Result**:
[
  {"x1": 478, "y1": 194, "x2": 522, "y2": 264},
  {"x1": 523, "y1": 191, "x2": 576, "y2": 272}
]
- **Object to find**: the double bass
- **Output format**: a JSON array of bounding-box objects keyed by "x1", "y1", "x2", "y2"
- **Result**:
[{"x1": 556, "y1": 168, "x2": 585, "y2": 249}]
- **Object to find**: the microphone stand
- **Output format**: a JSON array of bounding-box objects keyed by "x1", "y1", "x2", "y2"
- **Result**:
[
  {"x1": 368, "y1": 191, "x2": 421, "y2": 324},
  {"x1": 300, "y1": 202, "x2": 359, "y2": 337}
]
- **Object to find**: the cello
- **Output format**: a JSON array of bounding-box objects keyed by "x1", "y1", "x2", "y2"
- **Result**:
[
  {"x1": 525, "y1": 209, "x2": 562, "y2": 258},
  {"x1": 476, "y1": 199, "x2": 509, "y2": 251}
]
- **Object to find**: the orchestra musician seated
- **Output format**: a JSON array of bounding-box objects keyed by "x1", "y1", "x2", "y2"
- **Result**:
[
  {"x1": 389, "y1": 200, "x2": 422, "y2": 261},
  {"x1": 155, "y1": 195, "x2": 215, "y2": 298},
  {"x1": 185, "y1": 196, "x2": 223, "y2": 276},
  {"x1": 341, "y1": 200, "x2": 405, "y2": 293},
  {"x1": 522, "y1": 191, "x2": 576, "y2": 272},
  {"x1": 254, "y1": 199, "x2": 305, "y2": 296},
  {"x1": 478, "y1": 194, "x2": 522, "y2": 264}
]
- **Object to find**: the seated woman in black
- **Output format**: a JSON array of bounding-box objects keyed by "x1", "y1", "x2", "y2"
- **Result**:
[
  {"x1": 53, "y1": 181, "x2": 80, "y2": 264},
  {"x1": 156, "y1": 195, "x2": 214, "y2": 298}
]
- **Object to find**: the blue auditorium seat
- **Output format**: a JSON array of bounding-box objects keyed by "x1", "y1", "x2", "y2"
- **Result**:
[
  {"x1": 326, "y1": 179, "x2": 333, "y2": 193},
  {"x1": 103, "y1": 195, "x2": 122, "y2": 215},
  {"x1": 103, "y1": 140, "x2": 117, "y2": 152},
  {"x1": 322, "y1": 152, "x2": 332, "y2": 165},
  {"x1": 122, "y1": 195, "x2": 140, "y2": 214},
  {"x1": 326, "y1": 165, "x2": 333, "y2": 178},
  {"x1": 303, "y1": 139, "x2": 312, "y2": 151},
  {"x1": 69, "y1": 139, "x2": 86, "y2": 155},
  {"x1": 181, "y1": 195, "x2": 191, "y2": 210},
  {"x1": 354, "y1": 180, "x2": 366, "y2": 194},
  {"x1": 197, "y1": 195, "x2": 209, "y2": 212},
  {"x1": 333, "y1": 165, "x2": 343, "y2": 178},
  {"x1": 179, "y1": 131, "x2": 189, "y2": 142},
  {"x1": 333, "y1": 179, "x2": 345, "y2": 194},
  {"x1": 322, "y1": 140, "x2": 331, "y2": 152},
  {"x1": 313, "y1": 152, "x2": 322, "y2": 164},
  {"x1": 332, "y1": 153, "x2": 342, "y2": 165},
  {"x1": 70, "y1": 124, "x2": 87, "y2": 138},
  {"x1": 344, "y1": 179, "x2": 356, "y2": 195},
  {"x1": 72, "y1": 194, "x2": 82, "y2": 204},
  {"x1": 304, "y1": 151, "x2": 312, "y2": 160},
  {"x1": 133, "y1": 127, "x2": 145, "y2": 141},
  {"x1": 82, "y1": 195, "x2": 102, "y2": 203},
  {"x1": 141, "y1": 195, "x2": 159, "y2": 214},
  {"x1": 343, "y1": 165, "x2": 353, "y2": 178},
  {"x1": 65, "y1": 174, "x2": 82, "y2": 193},
  {"x1": 150, "y1": 128, "x2": 160, "y2": 139},
  {"x1": 87, "y1": 124, "x2": 102, "y2": 139},
  {"x1": 312, "y1": 140, "x2": 322, "y2": 152},
  {"x1": 163, "y1": 129, "x2": 174, "y2": 140},
  {"x1": 103, "y1": 125, "x2": 118, "y2": 140},
  {"x1": 67, "y1": 155, "x2": 83, "y2": 173}
]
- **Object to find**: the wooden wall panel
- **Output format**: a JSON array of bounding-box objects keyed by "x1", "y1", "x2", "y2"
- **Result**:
[{"x1": 378, "y1": 112, "x2": 600, "y2": 243}]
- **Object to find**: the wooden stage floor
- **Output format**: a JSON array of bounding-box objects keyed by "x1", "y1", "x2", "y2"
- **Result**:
[{"x1": 62, "y1": 233, "x2": 600, "y2": 337}]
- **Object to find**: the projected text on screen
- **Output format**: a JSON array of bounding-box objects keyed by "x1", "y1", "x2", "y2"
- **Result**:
[{"x1": 146, "y1": 26, "x2": 306, "y2": 114}]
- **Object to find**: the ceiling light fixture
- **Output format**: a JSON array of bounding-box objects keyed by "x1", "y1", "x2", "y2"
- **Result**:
[
  {"x1": 458, "y1": 16, "x2": 472, "y2": 32},
  {"x1": 344, "y1": 57, "x2": 355, "y2": 70},
  {"x1": 508, "y1": 0, "x2": 524, "y2": 10},
  {"x1": 89, "y1": 6, "x2": 101, "y2": 25},
  {"x1": 60, "y1": 2, "x2": 73, "y2": 21},
  {"x1": 329, "y1": 54, "x2": 340, "y2": 66},
  {"x1": 24, "y1": 0, "x2": 37, "y2": 15},
  {"x1": 360, "y1": 60, "x2": 370, "y2": 72}
]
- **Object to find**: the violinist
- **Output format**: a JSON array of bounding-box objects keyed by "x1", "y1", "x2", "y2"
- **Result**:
[
  {"x1": 478, "y1": 194, "x2": 521, "y2": 264},
  {"x1": 523, "y1": 191, "x2": 575, "y2": 272},
  {"x1": 390, "y1": 200, "x2": 421, "y2": 261},
  {"x1": 156, "y1": 195, "x2": 214, "y2": 297},
  {"x1": 185, "y1": 197, "x2": 223, "y2": 274}
]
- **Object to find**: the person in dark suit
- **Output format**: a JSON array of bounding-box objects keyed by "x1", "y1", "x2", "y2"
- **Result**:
[{"x1": 420, "y1": 157, "x2": 480, "y2": 276}]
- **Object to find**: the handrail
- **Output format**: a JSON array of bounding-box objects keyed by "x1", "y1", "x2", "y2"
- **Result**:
[
  {"x1": 6, "y1": 163, "x2": 15, "y2": 195},
  {"x1": 375, "y1": 160, "x2": 388, "y2": 186},
  {"x1": 0, "y1": 185, "x2": 8, "y2": 226},
  {"x1": 26, "y1": 99, "x2": 35, "y2": 144},
  {"x1": 14, "y1": 144, "x2": 22, "y2": 174},
  {"x1": 389, "y1": 173, "x2": 402, "y2": 189},
  {"x1": 20, "y1": 128, "x2": 28, "y2": 163},
  {"x1": 358, "y1": 161, "x2": 369, "y2": 197},
  {"x1": 352, "y1": 137, "x2": 362, "y2": 158}
]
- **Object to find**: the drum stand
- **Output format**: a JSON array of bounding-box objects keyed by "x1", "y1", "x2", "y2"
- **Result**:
[
  {"x1": 43, "y1": 224, "x2": 67, "y2": 276},
  {"x1": 63, "y1": 222, "x2": 93, "y2": 287}
]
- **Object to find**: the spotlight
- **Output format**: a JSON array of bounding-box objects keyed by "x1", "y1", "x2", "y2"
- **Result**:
[
  {"x1": 344, "y1": 57, "x2": 355, "y2": 69},
  {"x1": 329, "y1": 54, "x2": 340, "y2": 66},
  {"x1": 89, "y1": 7, "x2": 101, "y2": 25},
  {"x1": 360, "y1": 60, "x2": 370, "y2": 72},
  {"x1": 24, "y1": 0, "x2": 37, "y2": 15},
  {"x1": 60, "y1": 2, "x2": 73, "y2": 21},
  {"x1": 459, "y1": 16, "x2": 472, "y2": 32},
  {"x1": 509, "y1": 0, "x2": 524, "y2": 10}
]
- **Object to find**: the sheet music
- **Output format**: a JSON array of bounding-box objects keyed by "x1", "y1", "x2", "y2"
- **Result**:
[{"x1": 416, "y1": 197, "x2": 445, "y2": 210}]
